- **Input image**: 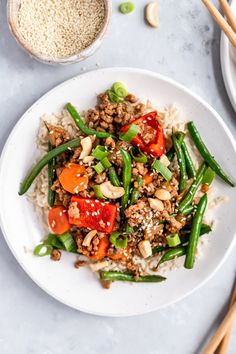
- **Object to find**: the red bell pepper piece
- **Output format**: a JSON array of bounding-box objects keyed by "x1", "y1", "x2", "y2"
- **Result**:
[
  {"x1": 69, "y1": 197, "x2": 117, "y2": 234},
  {"x1": 121, "y1": 111, "x2": 165, "y2": 158}
]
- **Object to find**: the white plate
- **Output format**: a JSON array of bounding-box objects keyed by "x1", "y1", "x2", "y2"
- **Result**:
[
  {"x1": 221, "y1": 0, "x2": 236, "y2": 113},
  {"x1": 0, "y1": 68, "x2": 236, "y2": 317}
]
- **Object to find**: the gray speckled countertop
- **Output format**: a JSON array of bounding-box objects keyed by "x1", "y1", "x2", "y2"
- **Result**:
[{"x1": 0, "y1": 1, "x2": 235, "y2": 353}]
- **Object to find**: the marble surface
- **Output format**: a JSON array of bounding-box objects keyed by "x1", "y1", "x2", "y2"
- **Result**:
[{"x1": 0, "y1": 0, "x2": 235, "y2": 353}]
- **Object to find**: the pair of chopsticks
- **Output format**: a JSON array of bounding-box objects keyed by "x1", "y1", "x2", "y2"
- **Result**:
[
  {"x1": 202, "y1": 0, "x2": 236, "y2": 48},
  {"x1": 202, "y1": 282, "x2": 236, "y2": 354}
]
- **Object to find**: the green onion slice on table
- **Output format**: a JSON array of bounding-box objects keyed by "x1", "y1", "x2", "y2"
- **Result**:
[{"x1": 119, "y1": 2, "x2": 135, "y2": 14}]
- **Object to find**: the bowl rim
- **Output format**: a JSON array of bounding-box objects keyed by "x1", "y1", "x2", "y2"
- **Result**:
[
  {"x1": 7, "y1": 0, "x2": 112, "y2": 65},
  {"x1": 0, "y1": 67, "x2": 236, "y2": 317}
]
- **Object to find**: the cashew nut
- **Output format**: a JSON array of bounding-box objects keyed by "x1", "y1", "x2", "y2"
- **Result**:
[
  {"x1": 146, "y1": 2, "x2": 159, "y2": 28},
  {"x1": 100, "y1": 181, "x2": 125, "y2": 199},
  {"x1": 83, "y1": 156, "x2": 95, "y2": 163},
  {"x1": 79, "y1": 137, "x2": 93, "y2": 160},
  {"x1": 89, "y1": 260, "x2": 109, "y2": 272},
  {"x1": 148, "y1": 198, "x2": 164, "y2": 211},
  {"x1": 155, "y1": 189, "x2": 171, "y2": 201},
  {"x1": 138, "y1": 240, "x2": 152, "y2": 258},
  {"x1": 160, "y1": 154, "x2": 170, "y2": 167},
  {"x1": 82, "y1": 230, "x2": 97, "y2": 247}
]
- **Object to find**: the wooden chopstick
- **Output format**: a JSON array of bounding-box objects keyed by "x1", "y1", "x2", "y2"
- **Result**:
[
  {"x1": 219, "y1": 0, "x2": 236, "y2": 33},
  {"x1": 217, "y1": 285, "x2": 236, "y2": 354},
  {"x1": 201, "y1": 0, "x2": 236, "y2": 48},
  {"x1": 202, "y1": 301, "x2": 236, "y2": 354}
]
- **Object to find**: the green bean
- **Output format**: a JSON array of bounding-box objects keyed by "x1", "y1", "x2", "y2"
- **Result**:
[
  {"x1": 108, "y1": 167, "x2": 121, "y2": 187},
  {"x1": 172, "y1": 131, "x2": 188, "y2": 192},
  {"x1": 178, "y1": 163, "x2": 207, "y2": 213},
  {"x1": 100, "y1": 271, "x2": 166, "y2": 283},
  {"x1": 47, "y1": 142, "x2": 56, "y2": 207},
  {"x1": 158, "y1": 246, "x2": 187, "y2": 265},
  {"x1": 182, "y1": 205, "x2": 195, "y2": 216},
  {"x1": 66, "y1": 103, "x2": 114, "y2": 139},
  {"x1": 130, "y1": 188, "x2": 140, "y2": 205},
  {"x1": 19, "y1": 138, "x2": 80, "y2": 195},
  {"x1": 120, "y1": 148, "x2": 132, "y2": 208},
  {"x1": 180, "y1": 223, "x2": 212, "y2": 244},
  {"x1": 152, "y1": 223, "x2": 212, "y2": 255},
  {"x1": 166, "y1": 132, "x2": 185, "y2": 162},
  {"x1": 181, "y1": 140, "x2": 196, "y2": 178},
  {"x1": 188, "y1": 121, "x2": 235, "y2": 187},
  {"x1": 184, "y1": 194, "x2": 208, "y2": 269}
]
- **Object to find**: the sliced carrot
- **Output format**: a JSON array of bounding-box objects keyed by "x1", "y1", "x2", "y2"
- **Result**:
[
  {"x1": 143, "y1": 174, "x2": 153, "y2": 185},
  {"x1": 48, "y1": 206, "x2": 71, "y2": 235},
  {"x1": 89, "y1": 236, "x2": 109, "y2": 261},
  {"x1": 59, "y1": 163, "x2": 88, "y2": 194}
]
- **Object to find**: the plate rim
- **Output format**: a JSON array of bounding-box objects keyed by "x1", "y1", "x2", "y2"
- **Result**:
[
  {"x1": 220, "y1": 0, "x2": 236, "y2": 113},
  {"x1": 1, "y1": 67, "x2": 236, "y2": 317}
]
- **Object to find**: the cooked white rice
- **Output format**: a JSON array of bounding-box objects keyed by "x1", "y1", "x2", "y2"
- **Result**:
[{"x1": 28, "y1": 100, "x2": 225, "y2": 276}]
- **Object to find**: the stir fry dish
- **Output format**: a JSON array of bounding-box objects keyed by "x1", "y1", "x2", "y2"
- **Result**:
[{"x1": 19, "y1": 83, "x2": 235, "y2": 289}]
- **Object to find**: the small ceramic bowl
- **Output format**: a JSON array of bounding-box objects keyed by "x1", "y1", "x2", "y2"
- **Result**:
[{"x1": 7, "y1": 0, "x2": 112, "y2": 65}]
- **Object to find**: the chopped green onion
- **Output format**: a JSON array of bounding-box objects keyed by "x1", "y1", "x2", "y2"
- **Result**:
[
  {"x1": 34, "y1": 243, "x2": 52, "y2": 257},
  {"x1": 107, "y1": 90, "x2": 123, "y2": 103},
  {"x1": 125, "y1": 223, "x2": 134, "y2": 234},
  {"x1": 101, "y1": 157, "x2": 112, "y2": 169},
  {"x1": 130, "y1": 147, "x2": 148, "y2": 163},
  {"x1": 136, "y1": 176, "x2": 144, "y2": 187},
  {"x1": 152, "y1": 159, "x2": 172, "y2": 182},
  {"x1": 93, "y1": 161, "x2": 105, "y2": 174},
  {"x1": 120, "y1": 124, "x2": 140, "y2": 143},
  {"x1": 47, "y1": 234, "x2": 64, "y2": 249},
  {"x1": 119, "y1": 2, "x2": 135, "y2": 14},
  {"x1": 166, "y1": 233, "x2": 181, "y2": 247},
  {"x1": 58, "y1": 232, "x2": 77, "y2": 252},
  {"x1": 93, "y1": 185, "x2": 106, "y2": 199},
  {"x1": 92, "y1": 145, "x2": 109, "y2": 160},
  {"x1": 110, "y1": 231, "x2": 128, "y2": 249},
  {"x1": 202, "y1": 167, "x2": 216, "y2": 185},
  {"x1": 112, "y1": 82, "x2": 128, "y2": 98}
]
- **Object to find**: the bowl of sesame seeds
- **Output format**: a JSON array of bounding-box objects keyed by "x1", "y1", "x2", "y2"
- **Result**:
[{"x1": 7, "y1": 0, "x2": 111, "y2": 64}]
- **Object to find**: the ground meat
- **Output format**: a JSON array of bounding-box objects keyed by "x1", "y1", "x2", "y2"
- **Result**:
[
  {"x1": 68, "y1": 202, "x2": 80, "y2": 218},
  {"x1": 134, "y1": 103, "x2": 145, "y2": 116},
  {"x1": 86, "y1": 166, "x2": 95, "y2": 178},
  {"x1": 95, "y1": 172, "x2": 107, "y2": 184},
  {"x1": 166, "y1": 216, "x2": 182, "y2": 233},
  {"x1": 125, "y1": 200, "x2": 146, "y2": 219},
  {"x1": 52, "y1": 180, "x2": 71, "y2": 207},
  {"x1": 125, "y1": 93, "x2": 137, "y2": 103},
  {"x1": 100, "y1": 279, "x2": 112, "y2": 289},
  {"x1": 136, "y1": 121, "x2": 155, "y2": 145},
  {"x1": 47, "y1": 123, "x2": 70, "y2": 147},
  {"x1": 74, "y1": 260, "x2": 86, "y2": 269},
  {"x1": 70, "y1": 147, "x2": 82, "y2": 163},
  {"x1": 105, "y1": 137, "x2": 116, "y2": 149},
  {"x1": 51, "y1": 249, "x2": 61, "y2": 261}
]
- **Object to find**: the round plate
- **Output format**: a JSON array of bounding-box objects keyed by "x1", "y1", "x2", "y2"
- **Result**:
[
  {"x1": 0, "y1": 68, "x2": 236, "y2": 317},
  {"x1": 221, "y1": 0, "x2": 236, "y2": 113}
]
